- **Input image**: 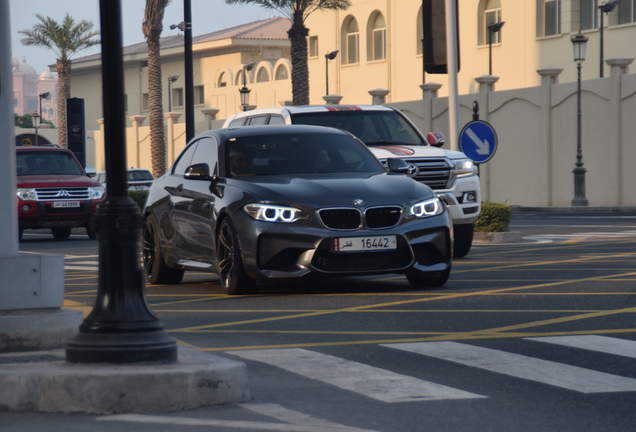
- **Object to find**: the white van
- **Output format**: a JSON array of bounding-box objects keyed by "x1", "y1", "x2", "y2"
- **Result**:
[{"x1": 223, "y1": 105, "x2": 481, "y2": 257}]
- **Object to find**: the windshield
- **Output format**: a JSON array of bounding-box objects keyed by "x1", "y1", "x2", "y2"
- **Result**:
[
  {"x1": 225, "y1": 132, "x2": 385, "y2": 177},
  {"x1": 290, "y1": 110, "x2": 426, "y2": 146},
  {"x1": 129, "y1": 170, "x2": 154, "y2": 181},
  {"x1": 17, "y1": 151, "x2": 84, "y2": 176}
]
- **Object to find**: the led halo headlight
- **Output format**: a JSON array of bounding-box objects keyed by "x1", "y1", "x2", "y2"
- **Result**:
[
  {"x1": 243, "y1": 203, "x2": 307, "y2": 223},
  {"x1": 17, "y1": 188, "x2": 37, "y2": 201},
  {"x1": 410, "y1": 197, "x2": 444, "y2": 218},
  {"x1": 452, "y1": 158, "x2": 477, "y2": 178},
  {"x1": 89, "y1": 186, "x2": 105, "y2": 200}
]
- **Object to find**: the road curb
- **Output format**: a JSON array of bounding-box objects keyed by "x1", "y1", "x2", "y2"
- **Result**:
[{"x1": 513, "y1": 205, "x2": 636, "y2": 213}]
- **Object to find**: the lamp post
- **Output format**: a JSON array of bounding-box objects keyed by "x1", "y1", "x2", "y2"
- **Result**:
[
  {"x1": 31, "y1": 112, "x2": 40, "y2": 146},
  {"x1": 167, "y1": 75, "x2": 180, "y2": 111},
  {"x1": 572, "y1": 33, "x2": 589, "y2": 206},
  {"x1": 599, "y1": 0, "x2": 620, "y2": 77},
  {"x1": 488, "y1": 21, "x2": 505, "y2": 76},
  {"x1": 325, "y1": 50, "x2": 338, "y2": 95},
  {"x1": 239, "y1": 62, "x2": 254, "y2": 112}
]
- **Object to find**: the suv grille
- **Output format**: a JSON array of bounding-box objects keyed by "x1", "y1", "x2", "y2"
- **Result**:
[
  {"x1": 365, "y1": 206, "x2": 402, "y2": 229},
  {"x1": 35, "y1": 187, "x2": 91, "y2": 200},
  {"x1": 382, "y1": 158, "x2": 451, "y2": 190},
  {"x1": 318, "y1": 209, "x2": 361, "y2": 230}
]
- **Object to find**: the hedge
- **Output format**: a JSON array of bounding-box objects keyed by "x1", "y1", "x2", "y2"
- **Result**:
[
  {"x1": 128, "y1": 190, "x2": 149, "y2": 210},
  {"x1": 474, "y1": 202, "x2": 513, "y2": 232}
]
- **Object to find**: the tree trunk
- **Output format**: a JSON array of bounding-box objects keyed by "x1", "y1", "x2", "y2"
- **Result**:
[
  {"x1": 289, "y1": 19, "x2": 309, "y2": 106},
  {"x1": 147, "y1": 32, "x2": 167, "y2": 178},
  {"x1": 56, "y1": 59, "x2": 71, "y2": 148}
]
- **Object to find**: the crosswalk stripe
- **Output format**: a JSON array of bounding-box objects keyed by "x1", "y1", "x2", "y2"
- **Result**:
[
  {"x1": 65, "y1": 265, "x2": 98, "y2": 271},
  {"x1": 526, "y1": 335, "x2": 636, "y2": 359},
  {"x1": 381, "y1": 341, "x2": 636, "y2": 393},
  {"x1": 227, "y1": 348, "x2": 485, "y2": 402}
]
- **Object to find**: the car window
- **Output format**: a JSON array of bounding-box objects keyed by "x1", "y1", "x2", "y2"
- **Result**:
[
  {"x1": 290, "y1": 111, "x2": 424, "y2": 145},
  {"x1": 191, "y1": 137, "x2": 219, "y2": 176},
  {"x1": 129, "y1": 170, "x2": 154, "y2": 181},
  {"x1": 247, "y1": 115, "x2": 268, "y2": 126},
  {"x1": 228, "y1": 118, "x2": 246, "y2": 128},
  {"x1": 225, "y1": 132, "x2": 384, "y2": 178},
  {"x1": 173, "y1": 142, "x2": 199, "y2": 175},
  {"x1": 268, "y1": 115, "x2": 285, "y2": 125},
  {"x1": 17, "y1": 151, "x2": 84, "y2": 176}
]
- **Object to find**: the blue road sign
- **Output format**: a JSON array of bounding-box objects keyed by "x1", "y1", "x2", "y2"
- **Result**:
[{"x1": 459, "y1": 120, "x2": 498, "y2": 163}]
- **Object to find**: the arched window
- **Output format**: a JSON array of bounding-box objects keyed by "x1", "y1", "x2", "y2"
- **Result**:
[
  {"x1": 217, "y1": 72, "x2": 227, "y2": 88},
  {"x1": 580, "y1": 0, "x2": 598, "y2": 30},
  {"x1": 235, "y1": 69, "x2": 245, "y2": 86},
  {"x1": 370, "y1": 13, "x2": 386, "y2": 61},
  {"x1": 341, "y1": 17, "x2": 360, "y2": 65},
  {"x1": 485, "y1": 0, "x2": 503, "y2": 44},
  {"x1": 275, "y1": 65, "x2": 288, "y2": 80},
  {"x1": 48, "y1": 108, "x2": 54, "y2": 119},
  {"x1": 537, "y1": 0, "x2": 561, "y2": 36},
  {"x1": 256, "y1": 67, "x2": 270, "y2": 83}
]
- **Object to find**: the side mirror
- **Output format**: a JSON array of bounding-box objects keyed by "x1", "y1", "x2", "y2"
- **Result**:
[
  {"x1": 184, "y1": 163, "x2": 214, "y2": 180},
  {"x1": 85, "y1": 167, "x2": 97, "y2": 178},
  {"x1": 427, "y1": 132, "x2": 445, "y2": 148},
  {"x1": 387, "y1": 158, "x2": 410, "y2": 174}
]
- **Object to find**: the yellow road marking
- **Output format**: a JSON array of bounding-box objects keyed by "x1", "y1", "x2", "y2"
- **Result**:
[{"x1": 63, "y1": 299, "x2": 93, "y2": 317}]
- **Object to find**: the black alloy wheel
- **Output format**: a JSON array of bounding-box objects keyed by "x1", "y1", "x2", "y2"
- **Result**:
[
  {"x1": 216, "y1": 218, "x2": 257, "y2": 295},
  {"x1": 142, "y1": 214, "x2": 184, "y2": 285}
]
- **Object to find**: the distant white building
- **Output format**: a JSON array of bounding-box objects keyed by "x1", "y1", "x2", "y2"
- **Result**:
[{"x1": 13, "y1": 57, "x2": 58, "y2": 126}]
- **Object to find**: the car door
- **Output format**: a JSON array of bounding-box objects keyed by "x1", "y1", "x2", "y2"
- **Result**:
[{"x1": 174, "y1": 137, "x2": 220, "y2": 262}]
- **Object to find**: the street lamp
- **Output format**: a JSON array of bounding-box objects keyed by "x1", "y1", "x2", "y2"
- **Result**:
[
  {"x1": 167, "y1": 75, "x2": 180, "y2": 112},
  {"x1": 572, "y1": 33, "x2": 589, "y2": 206},
  {"x1": 239, "y1": 62, "x2": 254, "y2": 112},
  {"x1": 30, "y1": 112, "x2": 40, "y2": 146},
  {"x1": 488, "y1": 21, "x2": 505, "y2": 76},
  {"x1": 599, "y1": 0, "x2": 620, "y2": 77},
  {"x1": 325, "y1": 50, "x2": 338, "y2": 95}
]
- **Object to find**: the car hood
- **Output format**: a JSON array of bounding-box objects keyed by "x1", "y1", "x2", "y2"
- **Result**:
[
  {"x1": 17, "y1": 175, "x2": 101, "y2": 188},
  {"x1": 231, "y1": 172, "x2": 435, "y2": 207},
  {"x1": 369, "y1": 145, "x2": 468, "y2": 160}
]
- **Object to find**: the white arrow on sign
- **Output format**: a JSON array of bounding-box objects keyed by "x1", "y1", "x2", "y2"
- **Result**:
[{"x1": 466, "y1": 127, "x2": 490, "y2": 155}]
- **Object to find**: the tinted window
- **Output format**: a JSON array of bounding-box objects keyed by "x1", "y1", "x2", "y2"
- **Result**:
[
  {"x1": 228, "y1": 118, "x2": 246, "y2": 128},
  {"x1": 225, "y1": 132, "x2": 384, "y2": 177},
  {"x1": 17, "y1": 151, "x2": 83, "y2": 176},
  {"x1": 173, "y1": 142, "x2": 199, "y2": 175},
  {"x1": 129, "y1": 170, "x2": 154, "y2": 181},
  {"x1": 268, "y1": 115, "x2": 285, "y2": 125},
  {"x1": 191, "y1": 137, "x2": 219, "y2": 176},
  {"x1": 247, "y1": 116, "x2": 268, "y2": 126},
  {"x1": 290, "y1": 110, "x2": 425, "y2": 146}
]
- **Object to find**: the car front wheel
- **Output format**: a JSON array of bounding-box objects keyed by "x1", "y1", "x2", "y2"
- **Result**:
[
  {"x1": 216, "y1": 218, "x2": 257, "y2": 295},
  {"x1": 453, "y1": 224, "x2": 474, "y2": 258},
  {"x1": 143, "y1": 214, "x2": 184, "y2": 285},
  {"x1": 52, "y1": 227, "x2": 72, "y2": 240}
]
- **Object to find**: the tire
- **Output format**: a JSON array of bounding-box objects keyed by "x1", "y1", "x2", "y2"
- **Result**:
[
  {"x1": 142, "y1": 214, "x2": 184, "y2": 285},
  {"x1": 86, "y1": 216, "x2": 98, "y2": 240},
  {"x1": 216, "y1": 218, "x2": 257, "y2": 295},
  {"x1": 453, "y1": 223, "x2": 474, "y2": 258},
  {"x1": 51, "y1": 227, "x2": 72, "y2": 240},
  {"x1": 406, "y1": 265, "x2": 452, "y2": 288},
  {"x1": 18, "y1": 228, "x2": 24, "y2": 242}
]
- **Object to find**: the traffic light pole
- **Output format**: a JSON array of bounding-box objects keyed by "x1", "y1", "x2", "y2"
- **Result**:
[{"x1": 445, "y1": 0, "x2": 459, "y2": 151}]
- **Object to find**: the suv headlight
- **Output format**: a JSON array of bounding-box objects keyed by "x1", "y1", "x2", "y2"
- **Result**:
[
  {"x1": 89, "y1": 186, "x2": 105, "y2": 200},
  {"x1": 243, "y1": 204, "x2": 307, "y2": 223},
  {"x1": 452, "y1": 158, "x2": 477, "y2": 178},
  {"x1": 409, "y1": 197, "x2": 443, "y2": 218},
  {"x1": 17, "y1": 188, "x2": 37, "y2": 201}
]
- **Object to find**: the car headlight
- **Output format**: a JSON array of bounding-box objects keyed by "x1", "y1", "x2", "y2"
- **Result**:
[
  {"x1": 89, "y1": 186, "x2": 105, "y2": 200},
  {"x1": 243, "y1": 204, "x2": 307, "y2": 223},
  {"x1": 17, "y1": 188, "x2": 37, "y2": 201},
  {"x1": 452, "y1": 158, "x2": 477, "y2": 178},
  {"x1": 409, "y1": 197, "x2": 443, "y2": 218}
]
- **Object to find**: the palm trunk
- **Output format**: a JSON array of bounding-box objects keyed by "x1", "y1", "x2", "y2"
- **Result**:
[
  {"x1": 56, "y1": 59, "x2": 71, "y2": 148},
  {"x1": 289, "y1": 18, "x2": 309, "y2": 106},
  {"x1": 147, "y1": 32, "x2": 167, "y2": 178}
]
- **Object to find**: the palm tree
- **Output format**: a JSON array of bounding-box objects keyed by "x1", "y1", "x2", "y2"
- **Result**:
[
  {"x1": 225, "y1": 0, "x2": 350, "y2": 105},
  {"x1": 19, "y1": 14, "x2": 99, "y2": 148},
  {"x1": 143, "y1": 0, "x2": 171, "y2": 178}
]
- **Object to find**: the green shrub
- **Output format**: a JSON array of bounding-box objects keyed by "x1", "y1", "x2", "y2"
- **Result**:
[
  {"x1": 474, "y1": 202, "x2": 513, "y2": 232},
  {"x1": 128, "y1": 190, "x2": 149, "y2": 210}
]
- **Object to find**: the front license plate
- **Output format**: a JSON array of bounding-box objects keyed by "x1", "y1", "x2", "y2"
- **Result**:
[
  {"x1": 333, "y1": 236, "x2": 397, "y2": 253},
  {"x1": 53, "y1": 201, "x2": 80, "y2": 208}
]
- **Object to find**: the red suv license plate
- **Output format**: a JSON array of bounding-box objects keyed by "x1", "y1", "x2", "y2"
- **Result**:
[
  {"x1": 333, "y1": 236, "x2": 396, "y2": 253},
  {"x1": 53, "y1": 201, "x2": 80, "y2": 208}
]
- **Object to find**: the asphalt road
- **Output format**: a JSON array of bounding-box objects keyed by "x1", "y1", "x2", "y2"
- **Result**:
[{"x1": 6, "y1": 212, "x2": 636, "y2": 432}]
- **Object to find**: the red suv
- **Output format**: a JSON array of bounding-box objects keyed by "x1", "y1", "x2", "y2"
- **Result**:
[{"x1": 16, "y1": 146, "x2": 105, "y2": 240}]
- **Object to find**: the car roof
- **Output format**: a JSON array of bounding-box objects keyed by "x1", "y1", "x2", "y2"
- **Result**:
[
  {"x1": 16, "y1": 145, "x2": 68, "y2": 152},
  {"x1": 226, "y1": 104, "x2": 395, "y2": 122},
  {"x1": 202, "y1": 124, "x2": 351, "y2": 140}
]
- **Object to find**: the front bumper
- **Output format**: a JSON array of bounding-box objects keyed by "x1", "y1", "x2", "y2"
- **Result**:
[
  {"x1": 18, "y1": 199, "x2": 101, "y2": 229},
  {"x1": 232, "y1": 208, "x2": 453, "y2": 282},
  {"x1": 435, "y1": 175, "x2": 481, "y2": 226}
]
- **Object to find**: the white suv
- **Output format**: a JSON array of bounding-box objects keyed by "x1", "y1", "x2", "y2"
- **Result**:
[{"x1": 223, "y1": 105, "x2": 480, "y2": 257}]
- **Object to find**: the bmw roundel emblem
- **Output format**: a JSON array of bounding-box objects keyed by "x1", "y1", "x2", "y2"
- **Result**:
[{"x1": 353, "y1": 199, "x2": 364, "y2": 206}]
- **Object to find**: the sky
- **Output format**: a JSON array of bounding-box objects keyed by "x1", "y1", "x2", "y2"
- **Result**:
[{"x1": 10, "y1": 0, "x2": 278, "y2": 74}]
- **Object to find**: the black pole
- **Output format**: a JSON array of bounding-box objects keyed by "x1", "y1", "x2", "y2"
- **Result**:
[
  {"x1": 489, "y1": 30, "x2": 493, "y2": 75},
  {"x1": 66, "y1": 0, "x2": 178, "y2": 363},
  {"x1": 168, "y1": 78, "x2": 172, "y2": 112},
  {"x1": 572, "y1": 61, "x2": 588, "y2": 206},
  {"x1": 325, "y1": 56, "x2": 329, "y2": 95},
  {"x1": 600, "y1": 11, "x2": 605, "y2": 78},
  {"x1": 184, "y1": 0, "x2": 194, "y2": 142}
]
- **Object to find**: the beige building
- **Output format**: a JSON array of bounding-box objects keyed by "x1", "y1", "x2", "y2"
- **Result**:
[{"x1": 13, "y1": 57, "x2": 58, "y2": 126}]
